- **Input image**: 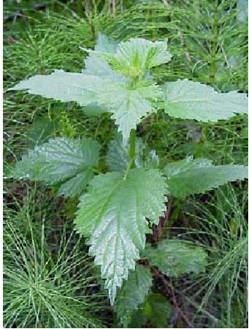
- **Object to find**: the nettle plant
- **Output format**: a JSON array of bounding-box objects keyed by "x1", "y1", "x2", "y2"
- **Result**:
[{"x1": 10, "y1": 34, "x2": 248, "y2": 324}]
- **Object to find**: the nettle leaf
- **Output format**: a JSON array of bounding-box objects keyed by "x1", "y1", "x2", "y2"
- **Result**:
[
  {"x1": 9, "y1": 72, "x2": 162, "y2": 143},
  {"x1": 142, "y1": 293, "x2": 172, "y2": 328},
  {"x1": 162, "y1": 79, "x2": 248, "y2": 121},
  {"x1": 106, "y1": 134, "x2": 130, "y2": 173},
  {"x1": 106, "y1": 133, "x2": 159, "y2": 173},
  {"x1": 145, "y1": 240, "x2": 207, "y2": 277},
  {"x1": 75, "y1": 168, "x2": 167, "y2": 303},
  {"x1": 82, "y1": 34, "x2": 123, "y2": 81},
  {"x1": 94, "y1": 33, "x2": 119, "y2": 53},
  {"x1": 164, "y1": 156, "x2": 212, "y2": 177},
  {"x1": 9, "y1": 69, "x2": 119, "y2": 107},
  {"x1": 114, "y1": 264, "x2": 153, "y2": 326},
  {"x1": 128, "y1": 292, "x2": 172, "y2": 328},
  {"x1": 102, "y1": 38, "x2": 172, "y2": 78},
  {"x1": 12, "y1": 137, "x2": 100, "y2": 197},
  {"x1": 108, "y1": 81, "x2": 162, "y2": 142},
  {"x1": 163, "y1": 157, "x2": 248, "y2": 198}
]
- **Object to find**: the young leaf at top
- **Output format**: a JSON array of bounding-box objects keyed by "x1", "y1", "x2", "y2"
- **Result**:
[
  {"x1": 9, "y1": 57, "x2": 163, "y2": 142},
  {"x1": 100, "y1": 38, "x2": 172, "y2": 79},
  {"x1": 75, "y1": 168, "x2": 167, "y2": 304},
  {"x1": 94, "y1": 33, "x2": 119, "y2": 53},
  {"x1": 114, "y1": 264, "x2": 153, "y2": 327},
  {"x1": 162, "y1": 79, "x2": 248, "y2": 121},
  {"x1": 145, "y1": 240, "x2": 207, "y2": 277},
  {"x1": 12, "y1": 137, "x2": 100, "y2": 197},
  {"x1": 82, "y1": 33, "x2": 123, "y2": 81},
  {"x1": 163, "y1": 157, "x2": 248, "y2": 198}
]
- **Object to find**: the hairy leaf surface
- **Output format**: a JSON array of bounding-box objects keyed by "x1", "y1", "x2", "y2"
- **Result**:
[
  {"x1": 10, "y1": 71, "x2": 161, "y2": 142},
  {"x1": 82, "y1": 34, "x2": 123, "y2": 81},
  {"x1": 162, "y1": 79, "x2": 248, "y2": 121},
  {"x1": 102, "y1": 38, "x2": 172, "y2": 78},
  {"x1": 9, "y1": 69, "x2": 118, "y2": 106},
  {"x1": 115, "y1": 265, "x2": 153, "y2": 326},
  {"x1": 12, "y1": 137, "x2": 100, "y2": 196},
  {"x1": 163, "y1": 158, "x2": 248, "y2": 198},
  {"x1": 145, "y1": 240, "x2": 207, "y2": 277},
  {"x1": 75, "y1": 168, "x2": 167, "y2": 303},
  {"x1": 106, "y1": 133, "x2": 160, "y2": 173}
]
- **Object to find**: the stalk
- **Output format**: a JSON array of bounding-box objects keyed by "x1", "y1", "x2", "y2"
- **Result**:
[
  {"x1": 124, "y1": 129, "x2": 136, "y2": 179},
  {"x1": 128, "y1": 129, "x2": 136, "y2": 168}
]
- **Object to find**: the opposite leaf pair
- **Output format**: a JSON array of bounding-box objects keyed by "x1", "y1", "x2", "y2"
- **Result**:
[
  {"x1": 10, "y1": 34, "x2": 247, "y2": 143},
  {"x1": 11, "y1": 135, "x2": 248, "y2": 304}
]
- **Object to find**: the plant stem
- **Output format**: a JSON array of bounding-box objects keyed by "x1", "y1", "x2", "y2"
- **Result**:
[
  {"x1": 128, "y1": 129, "x2": 136, "y2": 169},
  {"x1": 124, "y1": 130, "x2": 136, "y2": 179},
  {"x1": 151, "y1": 267, "x2": 193, "y2": 327}
]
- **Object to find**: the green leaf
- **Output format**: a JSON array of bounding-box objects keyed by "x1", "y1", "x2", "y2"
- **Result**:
[
  {"x1": 108, "y1": 81, "x2": 162, "y2": 142},
  {"x1": 128, "y1": 293, "x2": 172, "y2": 328},
  {"x1": 103, "y1": 38, "x2": 172, "y2": 78},
  {"x1": 106, "y1": 133, "x2": 160, "y2": 173},
  {"x1": 25, "y1": 115, "x2": 59, "y2": 147},
  {"x1": 143, "y1": 293, "x2": 172, "y2": 328},
  {"x1": 75, "y1": 168, "x2": 167, "y2": 303},
  {"x1": 58, "y1": 170, "x2": 94, "y2": 197},
  {"x1": 145, "y1": 240, "x2": 207, "y2": 277},
  {"x1": 114, "y1": 264, "x2": 153, "y2": 326},
  {"x1": 163, "y1": 157, "x2": 248, "y2": 198},
  {"x1": 94, "y1": 33, "x2": 119, "y2": 53},
  {"x1": 9, "y1": 71, "x2": 161, "y2": 142},
  {"x1": 82, "y1": 34, "x2": 123, "y2": 81},
  {"x1": 12, "y1": 137, "x2": 100, "y2": 197},
  {"x1": 164, "y1": 156, "x2": 212, "y2": 177},
  {"x1": 9, "y1": 69, "x2": 114, "y2": 106},
  {"x1": 162, "y1": 79, "x2": 248, "y2": 121},
  {"x1": 106, "y1": 134, "x2": 129, "y2": 173}
]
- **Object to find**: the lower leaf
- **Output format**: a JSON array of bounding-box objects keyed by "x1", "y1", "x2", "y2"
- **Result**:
[{"x1": 75, "y1": 168, "x2": 167, "y2": 304}]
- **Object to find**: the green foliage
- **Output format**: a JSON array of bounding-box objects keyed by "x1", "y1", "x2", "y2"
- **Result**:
[
  {"x1": 106, "y1": 133, "x2": 159, "y2": 173},
  {"x1": 145, "y1": 240, "x2": 207, "y2": 277},
  {"x1": 164, "y1": 157, "x2": 248, "y2": 198},
  {"x1": 142, "y1": 293, "x2": 172, "y2": 328},
  {"x1": 128, "y1": 293, "x2": 172, "y2": 328},
  {"x1": 176, "y1": 184, "x2": 248, "y2": 328},
  {"x1": 98, "y1": 38, "x2": 172, "y2": 78},
  {"x1": 4, "y1": 0, "x2": 248, "y2": 325},
  {"x1": 114, "y1": 265, "x2": 153, "y2": 326},
  {"x1": 12, "y1": 137, "x2": 100, "y2": 197},
  {"x1": 162, "y1": 79, "x2": 248, "y2": 121},
  {"x1": 75, "y1": 168, "x2": 167, "y2": 303},
  {"x1": 3, "y1": 188, "x2": 107, "y2": 328},
  {"x1": 9, "y1": 31, "x2": 248, "y2": 305}
]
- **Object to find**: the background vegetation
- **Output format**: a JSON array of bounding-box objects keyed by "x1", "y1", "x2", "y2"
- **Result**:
[{"x1": 3, "y1": 0, "x2": 248, "y2": 327}]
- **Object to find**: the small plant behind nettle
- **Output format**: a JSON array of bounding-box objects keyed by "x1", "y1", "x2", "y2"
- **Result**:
[{"x1": 9, "y1": 34, "x2": 248, "y2": 325}]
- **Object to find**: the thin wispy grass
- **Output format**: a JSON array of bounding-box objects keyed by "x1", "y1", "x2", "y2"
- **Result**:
[{"x1": 3, "y1": 186, "x2": 109, "y2": 328}]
